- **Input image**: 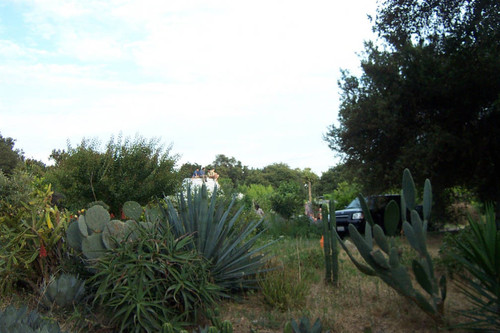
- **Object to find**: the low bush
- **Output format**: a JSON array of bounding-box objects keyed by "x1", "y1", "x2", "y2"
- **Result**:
[
  {"x1": 259, "y1": 261, "x2": 310, "y2": 311},
  {"x1": 90, "y1": 223, "x2": 220, "y2": 332}
]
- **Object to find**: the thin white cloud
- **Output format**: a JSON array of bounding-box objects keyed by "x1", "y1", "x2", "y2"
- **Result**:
[{"x1": 0, "y1": 0, "x2": 377, "y2": 174}]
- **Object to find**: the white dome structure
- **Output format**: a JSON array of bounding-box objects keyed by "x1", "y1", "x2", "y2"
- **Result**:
[{"x1": 182, "y1": 178, "x2": 219, "y2": 193}]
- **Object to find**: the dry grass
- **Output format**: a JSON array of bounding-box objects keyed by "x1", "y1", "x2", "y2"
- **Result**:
[
  {"x1": 0, "y1": 233, "x2": 475, "y2": 333},
  {"x1": 215, "y1": 233, "x2": 472, "y2": 333}
]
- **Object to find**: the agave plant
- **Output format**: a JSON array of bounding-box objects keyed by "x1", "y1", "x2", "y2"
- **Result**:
[
  {"x1": 284, "y1": 316, "x2": 330, "y2": 333},
  {"x1": 452, "y1": 204, "x2": 500, "y2": 330},
  {"x1": 41, "y1": 273, "x2": 86, "y2": 308},
  {"x1": 0, "y1": 305, "x2": 67, "y2": 333},
  {"x1": 161, "y1": 184, "x2": 273, "y2": 292}
]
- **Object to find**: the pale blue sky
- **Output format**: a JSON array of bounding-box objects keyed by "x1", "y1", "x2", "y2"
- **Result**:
[{"x1": 0, "y1": 0, "x2": 377, "y2": 175}]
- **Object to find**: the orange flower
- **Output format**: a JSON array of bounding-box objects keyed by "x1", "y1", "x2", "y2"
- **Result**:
[{"x1": 40, "y1": 243, "x2": 47, "y2": 258}]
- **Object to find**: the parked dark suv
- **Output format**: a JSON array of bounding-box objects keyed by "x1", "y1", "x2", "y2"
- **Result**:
[{"x1": 335, "y1": 195, "x2": 407, "y2": 235}]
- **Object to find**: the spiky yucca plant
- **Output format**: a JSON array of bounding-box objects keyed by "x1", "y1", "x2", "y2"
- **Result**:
[
  {"x1": 162, "y1": 184, "x2": 273, "y2": 292},
  {"x1": 452, "y1": 204, "x2": 500, "y2": 331}
]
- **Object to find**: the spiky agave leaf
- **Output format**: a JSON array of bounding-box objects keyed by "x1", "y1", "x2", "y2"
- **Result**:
[{"x1": 162, "y1": 184, "x2": 274, "y2": 292}]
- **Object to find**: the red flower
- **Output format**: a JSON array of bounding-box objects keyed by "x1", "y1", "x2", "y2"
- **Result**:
[{"x1": 40, "y1": 243, "x2": 47, "y2": 258}]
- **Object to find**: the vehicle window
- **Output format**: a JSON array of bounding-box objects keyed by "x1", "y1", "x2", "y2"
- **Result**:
[{"x1": 346, "y1": 198, "x2": 361, "y2": 209}]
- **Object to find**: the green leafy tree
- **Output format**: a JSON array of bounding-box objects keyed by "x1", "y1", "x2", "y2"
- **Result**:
[
  {"x1": 316, "y1": 163, "x2": 355, "y2": 196},
  {"x1": 333, "y1": 181, "x2": 362, "y2": 209},
  {"x1": 301, "y1": 168, "x2": 319, "y2": 203},
  {"x1": 0, "y1": 133, "x2": 23, "y2": 176},
  {"x1": 212, "y1": 154, "x2": 246, "y2": 187},
  {"x1": 46, "y1": 135, "x2": 179, "y2": 214},
  {"x1": 239, "y1": 183, "x2": 274, "y2": 213},
  {"x1": 270, "y1": 181, "x2": 304, "y2": 219},
  {"x1": 255, "y1": 163, "x2": 303, "y2": 189},
  {"x1": 178, "y1": 162, "x2": 202, "y2": 180},
  {"x1": 325, "y1": 0, "x2": 500, "y2": 218}
]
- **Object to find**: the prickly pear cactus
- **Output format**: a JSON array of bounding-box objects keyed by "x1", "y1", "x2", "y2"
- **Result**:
[
  {"x1": 337, "y1": 168, "x2": 446, "y2": 323},
  {"x1": 66, "y1": 205, "x2": 132, "y2": 259},
  {"x1": 102, "y1": 219, "x2": 130, "y2": 249},
  {"x1": 123, "y1": 201, "x2": 142, "y2": 221},
  {"x1": 66, "y1": 202, "x2": 158, "y2": 259}
]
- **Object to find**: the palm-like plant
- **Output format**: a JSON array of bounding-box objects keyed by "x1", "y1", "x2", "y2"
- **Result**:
[
  {"x1": 162, "y1": 184, "x2": 273, "y2": 292},
  {"x1": 452, "y1": 204, "x2": 500, "y2": 331}
]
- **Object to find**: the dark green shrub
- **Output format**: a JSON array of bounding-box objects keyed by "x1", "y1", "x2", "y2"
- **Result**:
[
  {"x1": 45, "y1": 135, "x2": 179, "y2": 215},
  {"x1": 451, "y1": 205, "x2": 500, "y2": 331},
  {"x1": 90, "y1": 222, "x2": 220, "y2": 332},
  {"x1": 162, "y1": 184, "x2": 273, "y2": 293},
  {"x1": 437, "y1": 227, "x2": 470, "y2": 277}
]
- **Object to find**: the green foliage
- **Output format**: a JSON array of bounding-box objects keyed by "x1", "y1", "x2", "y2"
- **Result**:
[
  {"x1": 162, "y1": 184, "x2": 273, "y2": 292},
  {"x1": 191, "y1": 321, "x2": 233, "y2": 333},
  {"x1": 451, "y1": 205, "x2": 500, "y2": 331},
  {"x1": 437, "y1": 228, "x2": 470, "y2": 277},
  {"x1": 0, "y1": 133, "x2": 23, "y2": 176},
  {"x1": 211, "y1": 154, "x2": 245, "y2": 188},
  {"x1": 316, "y1": 163, "x2": 356, "y2": 197},
  {"x1": 0, "y1": 168, "x2": 34, "y2": 214},
  {"x1": 325, "y1": 0, "x2": 500, "y2": 211},
  {"x1": 259, "y1": 263, "x2": 310, "y2": 311},
  {"x1": 338, "y1": 169, "x2": 446, "y2": 323},
  {"x1": 283, "y1": 317, "x2": 330, "y2": 333},
  {"x1": 258, "y1": 163, "x2": 303, "y2": 190},
  {"x1": 0, "y1": 170, "x2": 69, "y2": 295},
  {"x1": 239, "y1": 183, "x2": 274, "y2": 213},
  {"x1": 332, "y1": 181, "x2": 361, "y2": 210},
  {"x1": 266, "y1": 214, "x2": 322, "y2": 239},
  {"x1": 90, "y1": 222, "x2": 220, "y2": 332},
  {"x1": 46, "y1": 134, "x2": 179, "y2": 214},
  {"x1": 0, "y1": 305, "x2": 66, "y2": 333},
  {"x1": 41, "y1": 273, "x2": 86, "y2": 308},
  {"x1": 270, "y1": 181, "x2": 304, "y2": 219}
]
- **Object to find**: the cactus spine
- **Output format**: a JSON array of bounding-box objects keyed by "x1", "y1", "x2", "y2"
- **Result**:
[
  {"x1": 323, "y1": 201, "x2": 339, "y2": 285},
  {"x1": 337, "y1": 169, "x2": 446, "y2": 323}
]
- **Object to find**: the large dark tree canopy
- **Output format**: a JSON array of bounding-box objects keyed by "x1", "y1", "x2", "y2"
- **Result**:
[{"x1": 326, "y1": 0, "x2": 500, "y2": 206}]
